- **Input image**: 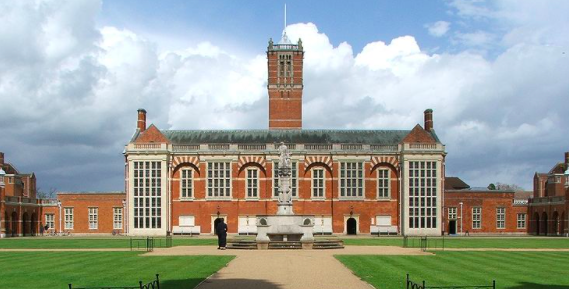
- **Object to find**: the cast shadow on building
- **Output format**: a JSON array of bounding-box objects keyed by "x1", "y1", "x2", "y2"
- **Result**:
[{"x1": 161, "y1": 278, "x2": 282, "y2": 289}]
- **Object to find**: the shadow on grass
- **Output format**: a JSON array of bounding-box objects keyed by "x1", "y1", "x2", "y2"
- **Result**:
[
  {"x1": 161, "y1": 278, "x2": 282, "y2": 289},
  {"x1": 506, "y1": 283, "x2": 569, "y2": 289}
]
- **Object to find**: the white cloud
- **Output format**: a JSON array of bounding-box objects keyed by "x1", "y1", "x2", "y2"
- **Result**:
[
  {"x1": 425, "y1": 21, "x2": 451, "y2": 37},
  {"x1": 1, "y1": 0, "x2": 569, "y2": 191}
]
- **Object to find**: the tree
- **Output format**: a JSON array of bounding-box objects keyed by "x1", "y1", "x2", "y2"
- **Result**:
[
  {"x1": 488, "y1": 182, "x2": 524, "y2": 191},
  {"x1": 36, "y1": 187, "x2": 57, "y2": 199},
  {"x1": 487, "y1": 183, "x2": 496, "y2": 190}
]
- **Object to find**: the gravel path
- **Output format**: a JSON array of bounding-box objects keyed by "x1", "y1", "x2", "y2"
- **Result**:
[{"x1": 147, "y1": 246, "x2": 429, "y2": 289}]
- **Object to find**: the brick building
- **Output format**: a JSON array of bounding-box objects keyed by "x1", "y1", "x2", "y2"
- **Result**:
[
  {"x1": 528, "y1": 152, "x2": 569, "y2": 236},
  {"x1": 123, "y1": 31, "x2": 447, "y2": 237},
  {"x1": 444, "y1": 177, "x2": 529, "y2": 235},
  {"x1": 3, "y1": 28, "x2": 538, "y2": 238}
]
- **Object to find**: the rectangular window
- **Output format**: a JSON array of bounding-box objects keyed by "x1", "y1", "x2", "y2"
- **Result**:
[
  {"x1": 88, "y1": 207, "x2": 98, "y2": 230},
  {"x1": 448, "y1": 207, "x2": 457, "y2": 219},
  {"x1": 312, "y1": 168, "x2": 325, "y2": 198},
  {"x1": 113, "y1": 207, "x2": 123, "y2": 230},
  {"x1": 377, "y1": 168, "x2": 390, "y2": 199},
  {"x1": 180, "y1": 168, "x2": 193, "y2": 199},
  {"x1": 517, "y1": 213, "x2": 526, "y2": 229},
  {"x1": 408, "y1": 161, "x2": 438, "y2": 229},
  {"x1": 207, "y1": 162, "x2": 231, "y2": 198},
  {"x1": 472, "y1": 207, "x2": 482, "y2": 229},
  {"x1": 273, "y1": 161, "x2": 298, "y2": 197},
  {"x1": 339, "y1": 162, "x2": 364, "y2": 198},
  {"x1": 64, "y1": 208, "x2": 73, "y2": 230},
  {"x1": 45, "y1": 214, "x2": 55, "y2": 229},
  {"x1": 497, "y1": 207, "x2": 506, "y2": 229},
  {"x1": 133, "y1": 161, "x2": 162, "y2": 229},
  {"x1": 246, "y1": 168, "x2": 259, "y2": 199}
]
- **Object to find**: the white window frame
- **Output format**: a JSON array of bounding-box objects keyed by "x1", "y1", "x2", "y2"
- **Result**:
[
  {"x1": 180, "y1": 168, "x2": 194, "y2": 200},
  {"x1": 88, "y1": 207, "x2": 98, "y2": 230},
  {"x1": 64, "y1": 207, "x2": 74, "y2": 230},
  {"x1": 339, "y1": 161, "x2": 364, "y2": 199},
  {"x1": 408, "y1": 161, "x2": 438, "y2": 229},
  {"x1": 496, "y1": 207, "x2": 506, "y2": 229},
  {"x1": 472, "y1": 207, "x2": 482, "y2": 229},
  {"x1": 246, "y1": 168, "x2": 259, "y2": 199},
  {"x1": 377, "y1": 168, "x2": 390, "y2": 200},
  {"x1": 45, "y1": 214, "x2": 55, "y2": 229},
  {"x1": 133, "y1": 161, "x2": 162, "y2": 229},
  {"x1": 517, "y1": 213, "x2": 526, "y2": 229},
  {"x1": 312, "y1": 168, "x2": 325, "y2": 199},
  {"x1": 273, "y1": 161, "x2": 298, "y2": 198},
  {"x1": 448, "y1": 207, "x2": 457, "y2": 220},
  {"x1": 113, "y1": 207, "x2": 123, "y2": 230},
  {"x1": 207, "y1": 162, "x2": 232, "y2": 199}
]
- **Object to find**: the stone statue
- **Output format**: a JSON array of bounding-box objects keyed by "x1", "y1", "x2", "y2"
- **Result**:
[{"x1": 277, "y1": 142, "x2": 292, "y2": 205}]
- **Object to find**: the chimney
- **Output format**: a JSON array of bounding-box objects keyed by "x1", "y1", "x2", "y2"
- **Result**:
[
  {"x1": 0, "y1": 152, "x2": 4, "y2": 166},
  {"x1": 565, "y1": 152, "x2": 569, "y2": 170},
  {"x1": 424, "y1": 109, "x2": 433, "y2": 131},
  {"x1": 137, "y1": 109, "x2": 147, "y2": 132}
]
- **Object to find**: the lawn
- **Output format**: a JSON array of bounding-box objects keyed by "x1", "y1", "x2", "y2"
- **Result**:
[
  {"x1": 0, "y1": 251, "x2": 233, "y2": 289},
  {"x1": 337, "y1": 251, "x2": 569, "y2": 289},
  {"x1": 0, "y1": 237, "x2": 216, "y2": 249},
  {"x1": 342, "y1": 237, "x2": 569, "y2": 249}
]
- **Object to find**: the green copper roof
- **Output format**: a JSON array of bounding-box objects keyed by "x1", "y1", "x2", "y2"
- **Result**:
[{"x1": 161, "y1": 129, "x2": 412, "y2": 145}]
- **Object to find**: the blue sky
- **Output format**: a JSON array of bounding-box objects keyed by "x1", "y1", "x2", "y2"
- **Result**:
[
  {"x1": 99, "y1": 1, "x2": 454, "y2": 55},
  {"x1": 1, "y1": 0, "x2": 569, "y2": 192}
]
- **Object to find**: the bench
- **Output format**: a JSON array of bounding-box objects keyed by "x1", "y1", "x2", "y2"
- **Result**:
[{"x1": 172, "y1": 226, "x2": 201, "y2": 235}]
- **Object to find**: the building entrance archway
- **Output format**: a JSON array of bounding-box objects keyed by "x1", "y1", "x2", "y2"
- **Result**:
[
  {"x1": 22, "y1": 212, "x2": 29, "y2": 236},
  {"x1": 533, "y1": 212, "x2": 540, "y2": 235},
  {"x1": 541, "y1": 212, "x2": 548, "y2": 236},
  {"x1": 11, "y1": 212, "x2": 18, "y2": 237},
  {"x1": 346, "y1": 218, "x2": 357, "y2": 235}
]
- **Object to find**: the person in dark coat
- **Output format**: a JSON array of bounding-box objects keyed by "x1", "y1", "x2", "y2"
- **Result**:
[{"x1": 216, "y1": 219, "x2": 228, "y2": 250}]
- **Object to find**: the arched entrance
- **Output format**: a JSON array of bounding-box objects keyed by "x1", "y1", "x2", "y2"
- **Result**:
[
  {"x1": 346, "y1": 218, "x2": 357, "y2": 235},
  {"x1": 11, "y1": 212, "x2": 18, "y2": 237},
  {"x1": 541, "y1": 212, "x2": 548, "y2": 236},
  {"x1": 552, "y1": 211, "x2": 559, "y2": 236},
  {"x1": 5, "y1": 212, "x2": 10, "y2": 236},
  {"x1": 22, "y1": 212, "x2": 29, "y2": 236},
  {"x1": 213, "y1": 218, "x2": 224, "y2": 235},
  {"x1": 561, "y1": 212, "x2": 566, "y2": 236},
  {"x1": 533, "y1": 212, "x2": 540, "y2": 235}
]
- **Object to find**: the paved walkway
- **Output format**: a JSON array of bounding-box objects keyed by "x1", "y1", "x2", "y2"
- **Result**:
[{"x1": 147, "y1": 246, "x2": 430, "y2": 289}]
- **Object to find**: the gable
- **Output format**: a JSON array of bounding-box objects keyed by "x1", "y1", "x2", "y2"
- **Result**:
[
  {"x1": 401, "y1": 124, "x2": 436, "y2": 144},
  {"x1": 134, "y1": 124, "x2": 170, "y2": 144}
]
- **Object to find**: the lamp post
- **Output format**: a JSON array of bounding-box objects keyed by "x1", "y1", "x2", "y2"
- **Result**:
[
  {"x1": 122, "y1": 199, "x2": 126, "y2": 233},
  {"x1": 459, "y1": 202, "x2": 463, "y2": 236},
  {"x1": 58, "y1": 200, "x2": 62, "y2": 234},
  {"x1": 0, "y1": 168, "x2": 5, "y2": 238},
  {"x1": 565, "y1": 169, "x2": 569, "y2": 236}
]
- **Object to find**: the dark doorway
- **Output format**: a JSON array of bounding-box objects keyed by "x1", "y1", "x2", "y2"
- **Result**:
[
  {"x1": 448, "y1": 220, "x2": 457, "y2": 235},
  {"x1": 11, "y1": 212, "x2": 18, "y2": 237},
  {"x1": 347, "y1": 218, "x2": 357, "y2": 235},
  {"x1": 31, "y1": 213, "x2": 37, "y2": 236},
  {"x1": 22, "y1": 212, "x2": 29, "y2": 236},
  {"x1": 541, "y1": 212, "x2": 548, "y2": 236},
  {"x1": 533, "y1": 212, "x2": 540, "y2": 235},
  {"x1": 214, "y1": 218, "x2": 224, "y2": 235}
]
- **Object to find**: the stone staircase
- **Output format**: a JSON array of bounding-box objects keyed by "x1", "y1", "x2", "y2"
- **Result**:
[
  {"x1": 226, "y1": 239, "x2": 257, "y2": 250},
  {"x1": 313, "y1": 239, "x2": 344, "y2": 249},
  {"x1": 226, "y1": 237, "x2": 345, "y2": 250},
  {"x1": 268, "y1": 241, "x2": 302, "y2": 249}
]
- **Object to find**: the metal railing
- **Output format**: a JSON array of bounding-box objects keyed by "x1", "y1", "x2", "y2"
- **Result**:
[
  {"x1": 69, "y1": 274, "x2": 159, "y2": 289},
  {"x1": 403, "y1": 236, "x2": 445, "y2": 251},
  {"x1": 407, "y1": 274, "x2": 495, "y2": 289},
  {"x1": 129, "y1": 236, "x2": 172, "y2": 252}
]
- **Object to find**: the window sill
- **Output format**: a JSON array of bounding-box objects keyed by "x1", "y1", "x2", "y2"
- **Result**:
[
  {"x1": 338, "y1": 198, "x2": 365, "y2": 201},
  {"x1": 180, "y1": 198, "x2": 195, "y2": 202},
  {"x1": 311, "y1": 198, "x2": 326, "y2": 201},
  {"x1": 245, "y1": 198, "x2": 260, "y2": 201},
  {"x1": 205, "y1": 198, "x2": 233, "y2": 201},
  {"x1": 376, "y1": 198, "x2": 391, "y2": 201}
]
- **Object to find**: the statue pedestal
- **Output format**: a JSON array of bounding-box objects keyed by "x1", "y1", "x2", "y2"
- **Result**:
[
  {"x1": 277, "y1": 203, "x2": 294, "y2": 215},
  {"x1": 256, "y1": 215, "x2": 315, "y2": 249}
]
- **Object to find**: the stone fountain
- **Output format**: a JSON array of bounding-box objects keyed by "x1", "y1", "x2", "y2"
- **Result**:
[{"x1": 256, "y1": 143, "x2": 315, "y2": 249}]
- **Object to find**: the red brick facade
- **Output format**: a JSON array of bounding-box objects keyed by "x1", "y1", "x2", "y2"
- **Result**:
[{"x1": 528, "y1": 152, "x2": 569, "y2": 236}]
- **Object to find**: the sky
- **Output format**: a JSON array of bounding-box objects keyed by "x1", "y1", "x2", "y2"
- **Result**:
[{"x1": 1, "y1": 0, "x2": 569, "y2": 192}]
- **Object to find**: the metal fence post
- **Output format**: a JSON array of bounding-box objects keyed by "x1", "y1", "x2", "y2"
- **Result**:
[
  {"x1": 139, "y1": 280, "x2": 143, "y2": 289},
  {"x1": 493, "y1": 280, "x2": 496, "y2": 289},
  {"x1": 406, "y1": 274, "x2": 409, "y2": 289},
  {"x1": 156, "y1": 274, "x2": 160, "y2": 289},
  {"x1": 422, "y1": 280, "x2": 425, "y2": 289},
  {"x1": 68, "y1": 284, "x2": 72, "y2": 289}
]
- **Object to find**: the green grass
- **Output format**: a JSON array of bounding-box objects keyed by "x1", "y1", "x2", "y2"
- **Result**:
[
  {"x1": 0, "y1": 237, "x2": 216, "y2": 249},
  {"x1": 0, "y1": 251, "x2": 233, "y2": 289},
  {"x1": 342, "y1": 237, "x2": 569, "y2": 249},
  {"x1": 337, "y1": 251, "x2": 569, "y2": 289}
]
